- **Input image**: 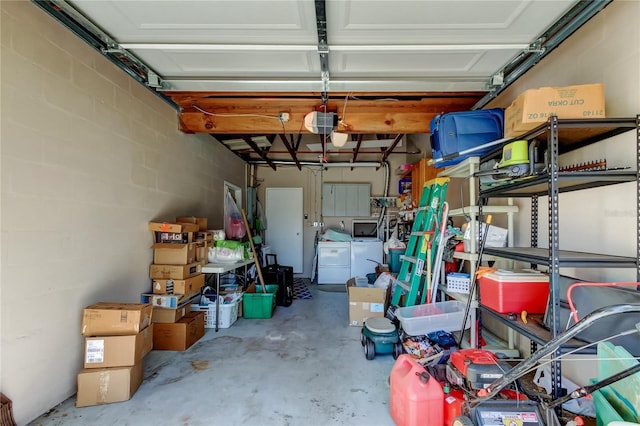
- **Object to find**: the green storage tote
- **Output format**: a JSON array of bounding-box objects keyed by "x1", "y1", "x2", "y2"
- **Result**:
[{"x1": 243, "y1": 284, "x2": 278, "y2": 318}]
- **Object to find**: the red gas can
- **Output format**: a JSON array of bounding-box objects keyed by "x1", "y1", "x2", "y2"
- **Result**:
[
  {"x1": 390, "y1": 354, "x2": 444, "y2": 426},
  {"x1": 443, "y1": 385, "x2": 465, "y2": 426}
]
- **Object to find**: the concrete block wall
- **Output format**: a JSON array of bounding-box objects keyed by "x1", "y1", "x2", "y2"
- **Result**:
[{"x1": 0, "y1": 2, "x2": 245, "y2": 424}]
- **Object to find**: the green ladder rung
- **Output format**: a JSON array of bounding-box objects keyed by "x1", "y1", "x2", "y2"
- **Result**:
[
  {"x1": 395, "y1": 280, "x2": 411, "y2": 292},
  {"x1": 391, "y1": 177, "x2": 449, "y2": 307}
]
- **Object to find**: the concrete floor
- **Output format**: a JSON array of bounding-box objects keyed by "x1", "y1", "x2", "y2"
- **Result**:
[{"x1": 29, "y1": 282, "x2": 397, "y2": 426}]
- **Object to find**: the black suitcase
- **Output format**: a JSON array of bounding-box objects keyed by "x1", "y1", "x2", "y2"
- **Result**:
[{"x1": 262, "y1": 254, "x2": 294, "y2": 307}]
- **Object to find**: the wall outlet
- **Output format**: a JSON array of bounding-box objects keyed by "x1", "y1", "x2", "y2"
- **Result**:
[{"x1": 278, "y1": 112, "x2": 290, "y2": 123}]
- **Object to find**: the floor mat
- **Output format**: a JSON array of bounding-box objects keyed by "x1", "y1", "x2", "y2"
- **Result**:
[
  {"x1": 317, "y1": 284, "x2": 347, "y2": 293},
  {"x1": 293, "y1": 278, "x2": 313, "y2": 299}
]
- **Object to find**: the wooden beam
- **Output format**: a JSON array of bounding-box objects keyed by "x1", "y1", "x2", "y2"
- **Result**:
[
  {"x1": 351, "y1": 134, "x2": 364, "y2": 168},
  {"x1": 381, "y1": 134, "x2": 405, "y2": 163},
  {"x1": 279, "y1": 134, "x2": 302, "y2": 170},
  {"x1": 242, "y1": 136, "x2": 277, "y2": 170},
  {"x1": 175, "y1": 96, "x2": 481, "y2": 134}
]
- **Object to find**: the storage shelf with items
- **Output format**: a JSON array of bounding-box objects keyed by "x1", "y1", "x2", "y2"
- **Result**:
[
  {"x1": 399, "y1": 158, "x2": 439, "y2": 207},
  {"x1": 476, "y1": 115, "x2": 640, "y2": 401},
  {"x1": 436, "y1": 156, "x2": 519, "y2": 353}
]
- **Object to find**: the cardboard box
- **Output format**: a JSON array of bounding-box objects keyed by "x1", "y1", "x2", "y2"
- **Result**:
[
  {"x1": 153, "y1": 311, "x2": 205, "y2": 351},
  {"x1": 148, "y1": 221, "x2": 199, "y2": 233},
  {"x1": 153, "y1": 243, "x2": 197, "y2": 265},
  {"x1": 76, "y1": 363, "x2": 143, "y2": 407},
  {"x1": 154, "y1": 231, "x2": 193, "y2": 244},
  {"x1": 84, "y1": 326, "x2": 153, "y2": 369},
  {"x1": 152, "y1": 274, "x2": 204, "y2": 295},
  {"x1": 82, "y1": 303, "x2": 153, "y2": 336},
  {"x1": 194, "y1": 241, "x2": 208, "y2": 263},
  {"x1": 176, "y1": 216, "x2": 208, "y2": 232},
  {"x1": 141, "y1": 289, "x2": 199, "y2": 308},
  {"x1": 505, "y1": 83, "x2": 605, "y2": 137},
  {"x1": 346, "y1": 278, "x2": 390, "y2": 327},
  {"x1": 194, "y1": 231, "x2": 214, "y2": 243},
  {"x1": 149, "y1": 263, "x2": 201, "y2": 280},
  {"x1": 152, "y1": 304, "x2": 190, "y2": 324}
]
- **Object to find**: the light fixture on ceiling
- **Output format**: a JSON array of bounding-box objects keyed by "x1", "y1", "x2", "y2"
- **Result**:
[{"x1": 330, "y1": 131, "x2": 349, "y2": 147}]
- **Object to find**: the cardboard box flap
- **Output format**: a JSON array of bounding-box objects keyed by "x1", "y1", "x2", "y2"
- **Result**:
[
  {"x1": 176, "y1": 217, "x2": 208, "y2": 231},
  {"x1": 149, "y1": 221, "x2": 199, "y2": 233},
  {"x1": 152, "y1": 242, "x2": 195, "y2": 250},
  {"x1": 349, "y1": 286, "x2": 388, "y2": 303},
  {"x1": 81, "y1": 303, "x2": 153, "y2": 336}
]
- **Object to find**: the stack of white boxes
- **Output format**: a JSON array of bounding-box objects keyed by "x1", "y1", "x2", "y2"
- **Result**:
[{"x1": 77, "y1": 303, "x2": 153, "y2": 407}]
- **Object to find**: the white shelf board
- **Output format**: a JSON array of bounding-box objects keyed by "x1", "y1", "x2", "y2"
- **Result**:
[
  {"x1": 449, "y1": 205, "x2": 519, "y2": 217},
  {"x1": 438, "y1": 285, "x2": 474, "y2": 306},
  {"x1": 459, "y1": 329, "x2": 521, "y2": 359},
  {"x1": 452, "y1": 251, "x2": 503, "y2": 262},
  {"x1": 437, "y1": 157, "x2": 480, "y2": 178}
]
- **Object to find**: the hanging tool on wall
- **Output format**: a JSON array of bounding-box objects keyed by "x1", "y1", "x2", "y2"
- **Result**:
[{"x1": 241, "y1": 209, "x2": 266, "y2": 293}]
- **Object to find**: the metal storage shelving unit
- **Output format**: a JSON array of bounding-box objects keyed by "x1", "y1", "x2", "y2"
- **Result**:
[
  {"x1": 437, "y1": 157, "x2": 519, "y2": 352},
  {"x1": 477, "y1": 115, "x2": 640, "y2": 401}
]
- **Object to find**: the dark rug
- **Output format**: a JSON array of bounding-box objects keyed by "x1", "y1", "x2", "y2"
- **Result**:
[
  {"x1": 317, "y1": 284, "x2": 347, "y2": 293},
  {"x1": 293, "y1": 278, "x2": 313, "y2": 299}
]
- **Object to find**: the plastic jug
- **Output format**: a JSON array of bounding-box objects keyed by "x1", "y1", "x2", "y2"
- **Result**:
[{"x1": 390, "y1": 354, "x2": 444, "y2": 426}]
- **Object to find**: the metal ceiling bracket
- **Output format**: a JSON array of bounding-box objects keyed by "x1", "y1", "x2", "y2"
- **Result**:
[
  {"x1": 147, "y1": 71, "x2": 162, "y2": 89},
  {"x1": 314, "y1": 0, "x2": 330, "y2": 103},
  {"x1": 474, "y1": 0, "x2": 614, "y2": 109},
  {"x1": 31, "y1": 0, "x2": 177, "y2": 110}
]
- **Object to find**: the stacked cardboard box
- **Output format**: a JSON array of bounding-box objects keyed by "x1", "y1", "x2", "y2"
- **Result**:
[
  {"x1": 77, "y1": 303, "x2": 153, "y2": 407},
  {"x1": 177, "y1": 216, "x2": 214, "y2": 266},
  {"x1": 148, "y1": 219, "x2": 209, "y2": 350}
]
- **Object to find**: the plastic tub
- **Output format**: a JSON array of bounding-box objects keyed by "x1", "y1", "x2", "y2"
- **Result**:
[
  {"x1": 395, "y1": 301, "x2": 470, "y2": 336},
  {"x1": 190, "y1": 298, "x2": 240, "y2": 329},
  {"x1": 388, "y1": 248, "x2": 404, "y2": 274},
  {"x1": 243, "y1": 284, "x2": 278, "y2": 318}
]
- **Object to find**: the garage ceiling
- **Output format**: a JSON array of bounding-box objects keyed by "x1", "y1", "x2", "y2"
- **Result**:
[{"x1": 34, "y1": 0, "x2": 611, "y2": 166}]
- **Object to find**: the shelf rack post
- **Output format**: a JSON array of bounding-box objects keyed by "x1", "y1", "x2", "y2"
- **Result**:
[{"x1": 547, "y1": 115, "x2": 563, "y2": 406}]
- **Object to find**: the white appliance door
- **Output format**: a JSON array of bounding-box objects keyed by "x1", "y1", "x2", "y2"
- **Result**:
[
  {"x1": 350, "y1": 240, "x2": 383, "y2": 277},
  {"x1": 265, "y1": 188, "x2": 303, "y2": 273}
]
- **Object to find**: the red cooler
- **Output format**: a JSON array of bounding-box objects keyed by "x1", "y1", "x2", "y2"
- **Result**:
[{"x1": 479, "y1": 269, "x2": 549, "y2": 314}]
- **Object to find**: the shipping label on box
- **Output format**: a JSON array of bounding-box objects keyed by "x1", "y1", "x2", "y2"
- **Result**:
[
  {"x1": 153, "y1": 243, "x2": 197, "y2": 265},
  {"x1": 152, "y1": 274, "x2": 204, "y2": 295},
  {"x1": 76, "y1": 363, "x2": 143, "y2": 407},
  {"x1": 149, "y1": 263, "x2": 201, "y2": 279},
  {"x1": 81, "y1": 303, "x2": 153, "y2": 336},
  {"x1": 149, "y1": 221, "x2": 199, "y2": 233},
  {"x1": 505, "y1": 83, "x2": 605, "y2": 137},
  {"x1": 84, "y1": 326, "x2": 153, "y2": 368}
]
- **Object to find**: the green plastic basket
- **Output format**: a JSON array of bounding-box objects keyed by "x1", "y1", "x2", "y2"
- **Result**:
[{"x1": 243, "y1": 284, "x2": 278, "y2": 318}]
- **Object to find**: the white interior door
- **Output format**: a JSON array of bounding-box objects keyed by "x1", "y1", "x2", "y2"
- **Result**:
[{"x1": 265, "y1": 188, "x2": 303, "y2": 273}]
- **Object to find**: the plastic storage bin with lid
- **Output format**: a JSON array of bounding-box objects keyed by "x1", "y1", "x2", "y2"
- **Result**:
[
  {"x1": 479, "y1": 269, "x2": 549, "y2": 314},
  {"x1": 395, "y1": 300, "x2": 470, "y2": 336}
]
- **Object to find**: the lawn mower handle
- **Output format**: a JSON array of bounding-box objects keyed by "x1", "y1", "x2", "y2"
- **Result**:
[{"x1": 477, "y1": 303, "x2": 640, "y2": 399}]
